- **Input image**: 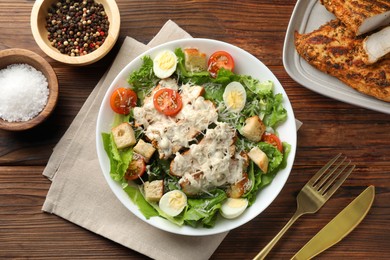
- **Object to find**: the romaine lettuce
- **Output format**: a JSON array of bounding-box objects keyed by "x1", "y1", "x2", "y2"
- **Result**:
[
  {"x1": 102, "y1": 132, "x2": 133, "y2": 182},
  {"x1": 102, "y1": 48, "x2": 291, "y2": 228}
]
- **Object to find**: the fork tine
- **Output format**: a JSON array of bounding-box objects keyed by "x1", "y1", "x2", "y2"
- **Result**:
[
  {"x1": 313, "y1": 155, "x2": 345, "y2": 190},
  {"x1": 253, "y1": 154, "x2": 354, "y2": 259},
  {"x1": 323, "y1": 164, "x2": 355, "y2": 199},
  {"x1": 308, "y1": 153, "x2": 341, "y2": 185},
  {"x1": 313, "y1": 154, "x2": 345, "y2": 190},
  {"x1": 319, "y1": 158, "x2": 350, "y2": 193}
]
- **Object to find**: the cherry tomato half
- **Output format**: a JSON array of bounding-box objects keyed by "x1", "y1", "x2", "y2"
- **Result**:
[
  {"x1": 110, "y1": 87, "x2": 137, "y2": 115},
  {"x1": 262, "y1": 133, "x2": 283, "y2": 153},
  {"x1": 125, "y1": 154, "x2": 146, "y2": 181},
  {"x1": 153, "y1": 88, "x2": 183, "y2": 116},
  {"x1": 207, "y1": 51, "x2": 235, "y2": 78}
]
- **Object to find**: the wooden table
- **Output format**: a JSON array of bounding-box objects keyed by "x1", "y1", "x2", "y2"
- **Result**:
[{"x1": 1, "y1": 1, "x2": 389, "y2": 259}]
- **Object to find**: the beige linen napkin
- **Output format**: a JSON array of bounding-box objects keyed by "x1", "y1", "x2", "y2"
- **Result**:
[
  {"x1": 42, "y1": 20, "x2": 227, "y2": 260},
  {"x1": 43, "y1": 19, "x2": 302, "y2": 260}
]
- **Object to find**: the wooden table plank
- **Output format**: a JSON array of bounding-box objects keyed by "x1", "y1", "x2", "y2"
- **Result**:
[{"x1": 0, "y1": 0, "x2": 389, "y2": 259}]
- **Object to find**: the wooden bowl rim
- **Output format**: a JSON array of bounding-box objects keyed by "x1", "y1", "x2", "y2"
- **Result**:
[
  {"x1": 0, "y1": 48, "x2": 58, "y2": 131},
  {"x1": 30, "y1": 0, "x2": 120, "y2": 66}
]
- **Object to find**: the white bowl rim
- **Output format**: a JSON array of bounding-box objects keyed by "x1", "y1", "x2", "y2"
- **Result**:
[{"x1": 96, "y1": 38, "x2": 297, "y2": 236}]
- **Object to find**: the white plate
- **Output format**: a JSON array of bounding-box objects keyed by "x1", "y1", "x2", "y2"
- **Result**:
[
  {"x1": 283, "y1": 0, "x2": 390, "y2": 114},
  {"x1": 96, "y1": 38, "x2": 297, "y2": 236}
]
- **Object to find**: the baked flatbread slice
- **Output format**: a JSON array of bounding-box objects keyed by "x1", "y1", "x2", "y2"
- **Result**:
[{"x1": 295, "y1": 19, "x2": 390, "y2": 102}]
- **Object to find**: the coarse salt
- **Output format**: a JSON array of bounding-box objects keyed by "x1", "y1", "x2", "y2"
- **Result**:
[{"x1": 0, "y1": 63, "x2": 49, "y2": 122}]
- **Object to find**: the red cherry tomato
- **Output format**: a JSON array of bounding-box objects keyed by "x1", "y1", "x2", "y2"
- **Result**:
[
  {"x1": 125, "y1": 154, "x2": 146, "y2": 181},
  {"x1": 207, "y1": 51, "x2": 235, "y2": 77},
  {"x1": 153, "y1": 88, "x2": 183, "y2": 116},
  {"x1": 262, "y1": 133, "x2": 283, "y2": 153},
  {"x1": 110, "y1": 87, "x2": 137, "y2": 115}
]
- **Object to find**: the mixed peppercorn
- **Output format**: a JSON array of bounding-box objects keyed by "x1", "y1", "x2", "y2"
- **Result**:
[{"x1": 45, "y1": 0, "x2": 109, "y2": 56}]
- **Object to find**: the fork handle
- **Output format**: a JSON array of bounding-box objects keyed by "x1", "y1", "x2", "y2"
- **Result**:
[{"x1": 253, "y1": 211, "x2": 303, "y2": 260}]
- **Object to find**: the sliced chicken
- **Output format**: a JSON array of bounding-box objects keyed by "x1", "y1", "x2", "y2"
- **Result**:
[
  {"x1": 363, "y1": 26, "x2": 390, "y2": 64},
  {"x1": 133, "y1": 80, "x2": 218, "y2": 159},
  {"x1": 171, "y1": 122, "x2": 248, "y2": 196},
  {"x1": 321, "y1": 0, "x2": 390, "y2": 35},
  {"x1": 295, "y1": 19, "x2": 390, "y2": 102}
]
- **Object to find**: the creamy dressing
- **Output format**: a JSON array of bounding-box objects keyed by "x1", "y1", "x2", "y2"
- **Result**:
[
  {"x1": 133, "y1": 79, "x2": 218, "y2": 159},
  {"x1": 134, "y1": 79, "x2": 247, "y2": 194},
  {"x1": 172, "y1": 122, "x2": 246, "y2": 193}
]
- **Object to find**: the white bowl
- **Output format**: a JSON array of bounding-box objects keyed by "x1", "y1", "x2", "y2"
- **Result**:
[{"x1": 96, "y1": 38, "x2": 297, "y2": 236}]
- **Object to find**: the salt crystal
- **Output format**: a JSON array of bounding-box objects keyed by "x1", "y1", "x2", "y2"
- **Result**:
[{"x1": 0, "y1": 63, "x2": 49, "y2": 122}]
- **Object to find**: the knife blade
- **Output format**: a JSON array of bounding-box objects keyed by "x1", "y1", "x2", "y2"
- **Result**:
[{"x1": 291, "y1": 185, "x2": 375, "y2": 260}]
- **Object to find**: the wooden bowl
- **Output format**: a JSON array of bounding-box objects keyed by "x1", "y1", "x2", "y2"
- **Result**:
[
  {"x1": 30, "y1": 0, "x2": 120, "y2": 66},
  {"x1": 0, "y1": 48, "x2": 58, "y2": 131}
]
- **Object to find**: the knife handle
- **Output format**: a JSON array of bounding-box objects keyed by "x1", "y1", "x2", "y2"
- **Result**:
[{"x1": 253, "y1": 211, "x2": 303, "y2": 260}]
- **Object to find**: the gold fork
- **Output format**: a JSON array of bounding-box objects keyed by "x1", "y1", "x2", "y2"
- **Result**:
[{"x1": 253, "y1": 153, "x2": 355, "y2": 260}]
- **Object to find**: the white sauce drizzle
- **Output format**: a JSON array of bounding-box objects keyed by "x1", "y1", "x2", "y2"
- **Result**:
[
  {"x1": 133, "y1": 79, "x2": 218, "y2": 159},
  {"x1": 133, "y1": 79, "x2": 246, "y2": 194},
  {"x1": 173, "y1": 122, "x2": 246, "y2": 193}
]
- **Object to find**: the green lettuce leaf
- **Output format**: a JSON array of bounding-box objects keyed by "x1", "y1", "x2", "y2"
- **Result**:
[
  {"x1": 184, "y1": 189, "x2": 227, "y2": 228},
  {"x1": 243, "y1": 142, "x2": 287, "y2": 205},
  {"x1": 127, "y1": 56, "x2": 159, "y2": 102},
  {"x1": 263, "y1": 93, "x2": 287, "y2": 128},
  {"x1": 101, "y1": 115, "x2": 134, "y2": 182},
  {"x1": 102, "y1": 132, "x2": 133, "y2": 182},
  {"x1": 123, "y1": 185, "x2": 159, "y2": 219}
]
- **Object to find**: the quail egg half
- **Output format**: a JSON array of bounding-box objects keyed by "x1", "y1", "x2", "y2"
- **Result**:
[
  {"x1": 153, "y1": 50, "x2": 178, "y2": 79},
  {"x1": 159, "y1": 190, "x2": 187, "y2": 217},
  {"x1": 220, "y1": 198, "x2": 249, "y2": 219},
  {"x1": 223, "y1": 81, "x2": 247, "y2": 113}
]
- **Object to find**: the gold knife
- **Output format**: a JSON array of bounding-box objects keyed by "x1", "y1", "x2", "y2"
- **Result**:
[{"x1": 291, "y1": 185, "x2": 375, "y2": 260}]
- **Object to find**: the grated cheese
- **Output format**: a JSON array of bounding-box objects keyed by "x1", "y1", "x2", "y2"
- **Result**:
[
  {"x1": 0, "y1": 64, "x2": 49, "y2": 122},
  {"x1": 173, "y1": 122, "x2": 246, "y2": 193},
  {"x1": 133, "y1": 79, "x2": 218, "y2": 159}
]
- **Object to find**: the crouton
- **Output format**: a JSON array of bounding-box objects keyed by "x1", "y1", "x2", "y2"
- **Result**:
[
  {"x1": 184, "y1": 48, "x2": 207, "y2": 73},
  {"x1": 144, "y1": 180, "x2": 164, "y2": 202},
  {"x1": 247, "y1": 147, "x2": 269, "y2": 173},
  {"x1": 133, "y1": 139, "x2": 156, "y2": 163},
  {"x1": 227, "y1": 173, "x2": 251, "y2": 198},
  {"x1": 112, "y1": 122, "x2": 136, "y2": 149},
  {"x1": 240, "y1": 116, "x2": 266, "y2": 142}
]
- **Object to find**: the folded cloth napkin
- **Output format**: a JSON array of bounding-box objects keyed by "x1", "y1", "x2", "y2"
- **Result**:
[
  {"x1": 42, "y1": 20, "x2": 228, "y2": 260},
  {"x1": 42, "y1": 20, "x2": 302, "y2": 260}
]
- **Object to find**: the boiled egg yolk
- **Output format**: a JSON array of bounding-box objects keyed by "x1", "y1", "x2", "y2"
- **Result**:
[
  {"x1": 159, "y1": 190, "x2": 187, "y2": 217},
  {"x1": 220, "y1": 198, "x2": 248, "y2": 219},
  {"x1": 153, "y1": 50, "x2": 177, "y2": 79},
  {"x1": 222, "y1": 81, "x2": 246, "y2": 113}
]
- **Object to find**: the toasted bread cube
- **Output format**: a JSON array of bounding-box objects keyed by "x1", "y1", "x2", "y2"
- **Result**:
[
  {"x1": 144, "y1": 180, "x2": 164, "y2": 202},
  {"x1": 112, "y1": 122, "x2": 136, "y2": 149},
  {"x1": 240, "y1": 116, "x2": 266, "y2": 142},
  {"x1": 133, "y1": 139, "x2": 156, "y2": 163},
  {"x1": 184, "y1": 48, "x2": 207, "y2": 72},
  {"x1": 248, "y1": 147, "x2": 269, "y2": 173},
  {"x1": 227, "y1": 173, "x2": 251, "y2": 198}
]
